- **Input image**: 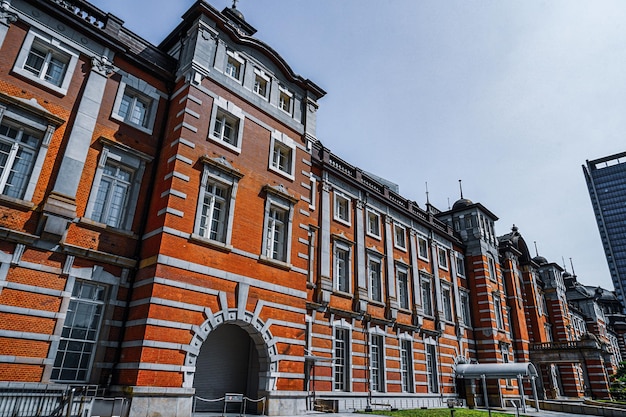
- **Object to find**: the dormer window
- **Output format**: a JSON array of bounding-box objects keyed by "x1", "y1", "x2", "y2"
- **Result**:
[
  {"x1": 279, "y1": 86, "x2": 293, "y2": 114},
  {"x1": 254, "y1": 69, "x2": 270, "y2": 99},
  {"x1": 225, "y1": 51, "x2": 244, "y2": 83}
]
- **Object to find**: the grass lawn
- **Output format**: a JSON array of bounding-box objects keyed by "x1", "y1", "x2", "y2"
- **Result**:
[{"x1": 362, "y1": 408, "x2": 527, "y2": 417}]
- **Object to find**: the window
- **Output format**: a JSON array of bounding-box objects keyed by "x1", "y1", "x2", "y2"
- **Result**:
[
  {"x1": 418, "y1": 236, "x2": 429, "y2": 260},
  {"x1": 400, "y1": 340, "x2": 413, "y2": 393},
  {"x1": 0, "y1": 121, "x2": 42, "y2": 199},
  {"x1": 369, "y1": 256, "x2": 383, "y2": 302},
  {"x1": 421, "y1": 277, "x2": 433, "y2": 316},
  {"x1": 426, "y1": 344, "x2": 439, "y2": 393},
  {"x1": 261, "y1": 185, "x2": 295, "y2": 264},
  {"x1": 13, "y1": 29, "x2": 78, "y2": 94},
  {"x1": 394, "y1": 224, "x2": 407, "y2": 250},
  {"x1": 253, "y1": 69, "x2": 269, "y2": 99},
  {"x1": 225, "y1": 50, "x2": 244, "y2": 82},
  {"x1": 269, "y1": 131, "x2": 295, "y2": 178},
  {"x1": 460, "y1": 291, "x2": 471, "y2": 327},
  {"x1": 193, "y1": 159, "x2": 241, "y2": 245},
  {"x1": 370, "y1": 334, "x2": 385, "y2": 392},
  {"x1": 334, "y1": 327, "x2": 349, "y2": 391},
  {"x1": 366, "y1": 209, "x2": 381, "y2": 238},
  {"x1": 438, "y1": 247, "x2": 448, "y2": 270},
  {"x1": 51, "y1": 281, "x2": 106, "y2": 382},
  {"x1": 456, "y1": 254, "x2": 466, "y2": 277},
  {"x1": 500, "y1": 342, "x2": 510, "y2": 363},
  {"x1": 488, "y1": 256, "x2": 497, "y2": 281},
  {"x1": 334, "y1": 242, "x2": 351, "y2": 293},
  {"x1": 493, "y1": 293, "x2": 504, "y2": 329},
  {"x1": 397, "y1": 265, "x2": 409, "y2": 310},
  {"x1": 85, "y1": 143, "x2": 149, "y2": 230},
  {"x1": 334, "y1": 192, "x2": 350, "y2": 224},
  {"x1": 110, "y1": 73, "x2": 161, "y2": 134},
  {"x1": 279, "y1": 86, "x2": 293, "y2": 114},
  {"x1": 442, "y1": 286, "x2": 453, "y2": 322},
  {"x1": 208, "y1": 98, "x2": 245, "y2": 152}
]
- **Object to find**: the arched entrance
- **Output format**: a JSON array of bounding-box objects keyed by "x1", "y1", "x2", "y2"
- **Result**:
[{"x1": 193, "y1": 323, "x2": 266, "y2": 412}]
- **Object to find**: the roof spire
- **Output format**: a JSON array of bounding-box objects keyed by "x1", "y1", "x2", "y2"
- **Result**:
[
  {"x1": 570, "y1": 257, "x2": 576, "y2": 277},
  {"x1": 425, "y1": 182, "x2": 430, "y2": 205},
  {"x1": 232, "y1": 0, "x2": 239, "y2": 8},
  {"x1": 459, "y1": 179, "x2": 464, "y2": 199},
  {"x1": 533, "y1": 241, "x2": 539, "y2": 257}
]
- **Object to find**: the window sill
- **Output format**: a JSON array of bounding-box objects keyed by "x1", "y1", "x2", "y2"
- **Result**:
[
  {"x1": 398, "y1": 307, "x2": 412, "y2": 314},
  {"x1": 190, "y1": 234, "x2": 232, "y2": 253},
  {"x1": 394, "y1": 245, "x2": 408, "y2": 252},
  {"x1": 369, "y1": 300, "x2": 385, "y2": 307},
  {"x1": 268, "y1": 165, "x2": 295, "y2": 182},
  {"x1": 0, "y1": 195, "x2": 35, "y2": 211},
  {"x1": 12, "y1": 68, "x2": 68, "y2": 96},
  {"x1": 418, "y1": 256, "x2": 429, "y2": 262},
  {"x1": 111, "y1": 113, "x2": 154, "y2": 135},
  {"x1": 333, "y1": 217, "x2": 351, "y2": 227},
  {"x1": 77, "y1": 217, "x2": 137, "y2": 238},
  {"x1": 332, "y1": 290, "x2": 353, "y2": 300},
  {"x1": 366, "y1": 232, "x2": 381, "y2": 240},
  {"x1": 258, "y1": 255, "x2": 291, "y2": 270},
  {"x1": 207, "y1": 135, "x2": 241, "y2": 154}
]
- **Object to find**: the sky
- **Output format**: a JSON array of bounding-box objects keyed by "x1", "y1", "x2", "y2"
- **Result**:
[{"x1": 89, "y1": 0, "x2": 626, "y2": 290}]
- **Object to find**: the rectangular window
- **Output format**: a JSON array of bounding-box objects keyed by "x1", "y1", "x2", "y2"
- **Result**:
[
  {"x1": 369, "y1": 257, "x2": 383, "y2": 302},
  {"x1": 366, "y1": 209, "x2": 381, "y2": 238},
  {"x1": 397, "y1": 265, "x2": 409, "y2": 310},
  {"x1": 13, "y1": 30, "x2": 79, "y2": 95},
  {"x1": 334, "y1": 243, "x2": 350, "y2": 293},
  {"x1": 118, "y1": 89, "x2": 151, "y2": 127},
  {"x1": 265, "y1": 205, "x2": 288, "y2": 261},
  {"x1": 271, "y1": 142, "x2": 293, "y2": 175},
  {"x1": 279, "y1": 87, "x2": 293, "y2": 114},
  {"x1": 0, "y1": 122, "x2": 42, "y2": 199},
  {"x1": 51, "y1": 281, "x2": 106, "y2": 382},
  {"x1": 111, "y1": 75, "x2": 160, "y2": 134},
  {"x1": 254, "y1": 74, "x2": 268, "y2": 97},
  {"x1": 488, "y1": 256, "x2": 497, "y2": 281},
  {"x1": 225, "y1": 51, "x2": 244, "y2": 82},
  {"x1": 370, "y1": 334, "x2": 385, "y2": 392},
  {"x1": 198, "y1": 181, "x2": 229, "y2": 242},
  {"x1": 394, "y1": 224, "x2": 407, "y2": 250},
  {"x1": 460, "y1": 291, "x2": 471, "y2": 327},
  {"x1": 334, "y1": 193, "x2": 350, "y2": 224},
  {"x1": 418, "y1": 236, "x2": 429, "y2": 261},
  {"x1": 438, "y1": 247, "x2": 448, "y2": 270},
  {"x1": 421, "y1": 277, "x2": 433, "y2": 316},
  {"x1": 213, "y1": 109, "x2": 240, "y2": 146},
  {"x1": 442, "y1": 286, "x2": 453, "y2": 322},
  {"x1": 456, "y1": 255, "x2": 466, "y2": 277},
  {"x1": 426, "y1": 344, "x2": 439, "y2": 393},
  {"x1": 334, "y1": 328, "x2": 349, "y2": 391},
  {"x1": 400, "y1": 340, "x2": 413, "y2": 393},
  {"x1": 493, "y1": 293, "x2": 504, "y2": 329},
  {"x1": 90, "y1": 161, "x2": 133, "y2": 228}
]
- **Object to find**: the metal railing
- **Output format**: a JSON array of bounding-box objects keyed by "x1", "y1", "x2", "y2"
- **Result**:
[
  {"x1": 0, "y1": 385, "x2": 97, "y2": 417},
  {"x1": 193, "y1": 394, "x2": 266, "y2": 416}
]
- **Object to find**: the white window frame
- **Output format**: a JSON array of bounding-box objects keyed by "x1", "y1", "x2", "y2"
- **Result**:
[
  {"x1": 261, "y1": 187, "x2": 295, "y2": 266},
  {"x1": 418, "y1": 235, "x2": 429, "y2": 261},
  {"x1": 400, "y1": 338, "x2": 413, "y2": 393},
  {"x1": 0, "y1": 106, "x2": 53, "y2": 202},
  {"x1": 438, "y1": 247, "x2": 448, "y2": 270},
  {"x1": 394, "y1": 223, "x2": 407, "y2": 251},
  {"x1": 370, "y1": 332, "x2": 385, "y2": 392},
  {"x1": 333, "y1": 192, "x2": 351, "y2": 225},
  {"x1": 493, "y1": 292, "x2": 504, "y2": 329},
  {"x1": 460, "y1": 290, "x2": 472, "y2": 327},
  {"x1": 426, "y1": 343, "x2": 439, "y2": 393},
  {"x1": 421, "y1": 275, "x2": 433, "y2": 317},
  {"x1": 192, "y1": 159, "x2": 241, "y2": 247},
  {"x1": 397, "y1": 264, "x2": 410, "y2": 310},
  {"x1": 208, "y1": 97, "x2": 245, "y2": 153},
  {"x1": 488, "y1": 255, "x2": 497, "y2": 281},
  {"x1": 368, "y1": 255, "x2": 383, "y2": 303},
  {"x1": 442, "y1": 284, "x2": 453, "y2": 322},
  {"x1": 278, "y1": 85, "x2": 293, "y2": 115},
  {"x1": 225, "y1": 50, "x2": 245, "y2": 83},
  {"x1": 13, "y1": 29, "x2": 79, "y2": 95},
  {"x1": 253, "y1": 68, "x2": 270, "y2": 99},
  {"x1": 51, "y1": 280, "x2": 106, "y2": 382},
  {"x1": 333, "y1": 325, "x2": 351, "y2": 392},
  {"x1": 334, "y1": 241, "x2": 351, "y2": 293},
  {"x1": 84, "y1": 142, "x2": 149, "y2": 230},
  {"x1": 366, "y1": 209, "x2": 381, "y2": 239},
  {"x1": 456, "y1": 254, "x2": 466, "y2": 277},
  {"x1": 268, "y1": 130, "x2": 296, "y2": 180},
  {"x1": 111, "y1": 73, "x2": 161, "y2": 134}
]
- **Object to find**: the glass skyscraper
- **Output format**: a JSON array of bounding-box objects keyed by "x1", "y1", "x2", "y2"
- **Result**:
[{"x1": 584, "y1": 151, "x2": 626, "y2": 311}]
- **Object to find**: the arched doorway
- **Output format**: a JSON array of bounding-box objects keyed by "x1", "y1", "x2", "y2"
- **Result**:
[{"x1": 193, "y1": 323, "x2": 264, "y2": 412}]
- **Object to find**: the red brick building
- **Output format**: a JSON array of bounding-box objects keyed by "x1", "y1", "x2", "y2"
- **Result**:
[{"x1": 0, "y1": 1, "x2": 622, "y2": 416}]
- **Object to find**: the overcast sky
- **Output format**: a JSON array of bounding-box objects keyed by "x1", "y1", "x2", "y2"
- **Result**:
[{"x1": 89, "y1": 0, "x2": 626, "y2": 290}]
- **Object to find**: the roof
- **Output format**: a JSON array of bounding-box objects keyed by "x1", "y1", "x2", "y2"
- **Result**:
[{"x1": 455, "y1": 362, "x2": 538, "y2": 379}]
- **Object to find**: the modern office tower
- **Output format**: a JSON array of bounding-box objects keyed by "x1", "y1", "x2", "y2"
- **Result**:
[{"x1": 583, "y1": 152, "x2": 626, "y2": 311}]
